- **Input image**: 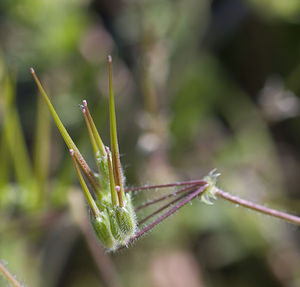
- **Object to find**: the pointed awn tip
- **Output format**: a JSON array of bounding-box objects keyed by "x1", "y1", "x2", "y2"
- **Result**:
[{"x1": 79, "y1": 104, "x2": 85, "y2": 112}]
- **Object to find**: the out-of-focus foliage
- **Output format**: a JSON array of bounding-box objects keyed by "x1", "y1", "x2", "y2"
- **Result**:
[
  {"x1": 248, "y1": 0, "x2": 300, "y2": 21},
  {"x1": 0, "y1": 0, "x2": 300, "y2": 287}
]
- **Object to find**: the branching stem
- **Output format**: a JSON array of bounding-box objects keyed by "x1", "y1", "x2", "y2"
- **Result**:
[
  {"x1": 129, "y1": 184, "x2": 208, "y2": 244},
  {"x1": 135, "y1": 184, "x2": 199, "y2": 212},
  {"x1": 138, "y1": 187, "x2": 197, "y2": 225},
  {"x1": 125, "y1": 179, "x2": 207, "y2": 193}
]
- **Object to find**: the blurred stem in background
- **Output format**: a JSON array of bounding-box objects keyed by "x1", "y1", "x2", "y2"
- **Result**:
[
  {"x1": 0, "y1": 62, "x2": 37, "y2": 209},
  {"x1": 135, "y1": 0, "x2": 177, "y2": 186},
  {"x1": 0, "y1": 55, "x2": 122, "y2": 287},
  {"x1": 0, "y1": 261, "x2": 23, "y2": 287}
]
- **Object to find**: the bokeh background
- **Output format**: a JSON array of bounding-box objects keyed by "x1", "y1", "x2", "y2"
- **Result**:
[{"x1": 1, "y1": 0, "x2": 300, "y2": 286}]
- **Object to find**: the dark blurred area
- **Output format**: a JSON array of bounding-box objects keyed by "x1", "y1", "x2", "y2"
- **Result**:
[{"x1": 0, "y1": 0, "x2": 300, "y2": 286}]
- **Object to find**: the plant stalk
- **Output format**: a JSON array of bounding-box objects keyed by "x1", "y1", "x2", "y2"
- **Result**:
[
  {"x1": 216, "y1": 189, "x2": 300, "y2": 225},
  {"x1": 0, "y1": 261, "x2": 23, "y2": 287}
]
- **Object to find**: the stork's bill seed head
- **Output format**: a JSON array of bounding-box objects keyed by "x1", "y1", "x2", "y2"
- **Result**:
[{"x1": 31, "y1": 56, "x2": 137, "y2": 251}]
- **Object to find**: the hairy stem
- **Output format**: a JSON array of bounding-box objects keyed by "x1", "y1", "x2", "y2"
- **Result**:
[
  {"x1": 125, "y1": 179, "x2": 207, "y2": 193},
  {"x1": 70, "y1": 149, "x2": 101, "y2": 217},
  {"x1": 216, "y1": 189, "x2": 300, "y2": 225},
  {"x1": 138, "y1": 189, "x2": 195, "y2": 225},
  {"x1": 135, "y1": 184, "x2": 199, "y2": 212},
  {"x1": 0, "y1": 261, "x2": 23, "y2": 287},
  {"x1": 129, "y1": 185, "x2": 208, "y2": 244}
]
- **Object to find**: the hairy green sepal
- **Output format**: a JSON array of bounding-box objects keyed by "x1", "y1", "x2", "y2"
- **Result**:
[{"x1": 91, "y1": 193, "x2": 137, "y2": 250}]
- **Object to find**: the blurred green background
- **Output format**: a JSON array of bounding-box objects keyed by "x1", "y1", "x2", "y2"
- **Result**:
[{"x1": 1, "y1": 0, "x2": 300, "y2": 286}]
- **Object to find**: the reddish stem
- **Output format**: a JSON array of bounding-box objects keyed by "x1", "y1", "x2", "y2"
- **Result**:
[
  {"x1": 0, "y1": 261, "x2": 23, "y2": 287},
  {"x1": 75, "y1": 151, "x2": 101, "y2": 195},
  {"x1": 125, "y1": 179, "x2": 207, "y2": 193},
  {"x1": 128, "y1": 184, "x2": 208, "y2": 244},
  {"x1": 138, "y1": 188, "x2": 196, "y2": 225},
  {"x1": 216, "y1": 189, "x2": 300, "y2": 225},
  {"x1": 135, "y1": 184, "x2": 199, "y2": 212}
]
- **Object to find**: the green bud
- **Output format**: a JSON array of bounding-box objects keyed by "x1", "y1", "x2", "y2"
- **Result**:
[
  {"x1": 96, "y1": 153, "x2": 110, "y2": 192},
  {"x1": 90, "y1": 194, "x2": 137, "y2": 251},
  {"x1": 91, "y1": 213, "x2": 115, "y2": 250},
  {"x1": 108, "y1": 208, "x2": 122, "y2": 241},
  {"x1": 116, "y1": 201, "x2": 136, "y2": 237}
]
